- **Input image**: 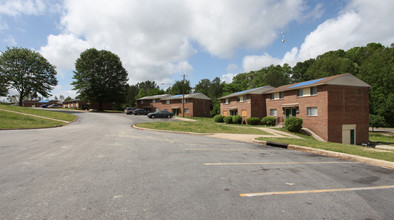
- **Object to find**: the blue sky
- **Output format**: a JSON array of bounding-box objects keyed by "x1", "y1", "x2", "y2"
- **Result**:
[{"x1": 1, "y1": 0, "x2": 393, "y2": 99}]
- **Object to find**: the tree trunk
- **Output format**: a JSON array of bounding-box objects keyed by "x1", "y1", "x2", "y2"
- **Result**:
[
  {"x1": 18, "y1": 93, "x2": 23, "y2": 106},
  {"x1": 99, "y1": 101, "x2": 103, "y2": 112}
]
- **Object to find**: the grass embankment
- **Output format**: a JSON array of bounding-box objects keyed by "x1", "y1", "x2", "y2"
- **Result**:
[
  {"x1": 256, "y1": 129, "x2": 394, "y2": 162},
  {"x1": 369, "y1": 132, "x2": 394, "y2": 146},
  {"x1": 136, "y1": 117, "x2": 270, "y2": 135},
  {"x1": 0, "y1": 104, "x2": 77, "y2": 129}
]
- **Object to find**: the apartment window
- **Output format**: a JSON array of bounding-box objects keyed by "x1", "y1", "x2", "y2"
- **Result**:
[
  {"x1": 170, "y1": 100, "x2": 173, "y2": 104},
  {"x1": 140, "y1": 100, "x2": 144, "y2": 104},
  {"x1": 297, "y1": 89, "x2": 303, "y2": 97},
  {"x1": 307, "y1": 107, "x2": 318, "y2": 116},
  {"x1": 279, "y1": 92, "x2": 284, "y2": 99},
  {"x1": 165, "y1": 100, "x2": 170, "y2": 104},
  {"x1": 270, "y1": 94, "x2": 274, "y2": 100},
  {"x1": 270, "y1": 109, "x2": 277, "y2": 116},
  {"x1": 230, "y1": 109, "x2": 238, "y2": 116},
  {"x1": 310, "y1": 87, "x2": 317, "y2": 95},
  {"x1": 237, "y1": 95, "x2": 246, "y2": 102},
  {"x1": 185, "y1": 99, "x2": 189, "y2": 103},
  {"x1": 225, "y1": 98, "x2": 229, "y2": 104},
  {"x1": 184, "y1": 108, "x2": 189, "y2": 113}
]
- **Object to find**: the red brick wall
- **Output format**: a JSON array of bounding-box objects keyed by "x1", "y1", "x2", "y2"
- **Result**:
[
  {"x1": 152, "y1": 99, "x2": 210, "y2": 117},
  {"x1": 250, "y1": 94, "x2": 267, "y2": 119},
  {"x1": 326, "y1": 85, "x2": 369, "y2": 144},
  {"x1": 192, "y1": 99, "x2": 210, "y2": 117},
  {"x1": 265, "y1": 87, "x2": 329, "y2": 141}
]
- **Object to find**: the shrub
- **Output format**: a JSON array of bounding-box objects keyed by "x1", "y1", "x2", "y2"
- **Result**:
[
  {"x1": 285, "y1": 117, "x2": 303, "y2": 132},
  {"x1": 224, "y1": 116, "x2": 233, "y2": 124},
  {"x1": 232, "y1": 115, "x2": 242, "y2": 124},
  {"x1": 214, "y1": 114, "x2": 225, "y2": 123},
  {"x1": 246, "y1": 117, "x2": 260, "y2": 125},
  {"x1": 261, "y1": 116, "x2": 276, "y2": 126}
]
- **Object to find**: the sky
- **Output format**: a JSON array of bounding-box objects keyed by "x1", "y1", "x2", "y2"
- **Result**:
[{"x1": 0, "y1": 0, "x2": 393, "y2": 99}]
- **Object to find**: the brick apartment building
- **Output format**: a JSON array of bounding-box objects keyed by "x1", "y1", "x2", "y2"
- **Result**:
[
  {"x1": 219, "y1": 73, "x2": 370, "y2": 145},
  {"x1": 219, "y1": 85, "x2": 274, "y2": 122},
  {"x1": 62, "y1": 99, "x2": 114, "y2": 110},
  {"x1": 22, "y1": 100, "x2": 61, "y2": 107},
  {"x1": 137, "y1": 93, "x2": 211, "y2": 117},
  {"x1": 266, "y1": 73, "x2": 370, "y2": 144},
  {"x1": 136, "y1": 94, "x2": 172, "y2": 112}
]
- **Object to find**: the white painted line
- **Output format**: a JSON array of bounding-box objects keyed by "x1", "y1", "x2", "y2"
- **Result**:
[
  {"x1": 204, "y1": 161, "x2": 357, "y2": 166},
  {"x1": 241, "y1": 185, "x2": 394, "y2": 197},
  {"x1": 186, "y1": 148, "x2": 264, "y2": 152}
]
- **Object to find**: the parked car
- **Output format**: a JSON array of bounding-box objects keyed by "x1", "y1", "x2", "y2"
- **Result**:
[
  {"x1": 41, "y1": 104, "x2": 49, "y2": 108},
  {"x1": 124, "y1": 107, "x2": 136, "y2": 114},
  {"x1": 132, "y1": 108, "x2": 149, "y2": 115},
  {"x1": 48, "y1": 104, "x2": 62, "y2": 108},
  {"x1": 147, "y1": 110, "x2": 173, "y2": 118}
]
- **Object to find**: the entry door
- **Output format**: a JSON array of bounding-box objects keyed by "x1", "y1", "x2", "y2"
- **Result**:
[
  {"x1": 173, "y1": 109, "x2": 179, "y2": 116},
  {"x1": 350, "y1": 129, "x2": 355, "y2": 145},
  {"x1": 285, "y1": 109, "x2": 290, "y2": 118},
  {"x1": 292, "y1": 108, "x2": 297, "y2": 117}
]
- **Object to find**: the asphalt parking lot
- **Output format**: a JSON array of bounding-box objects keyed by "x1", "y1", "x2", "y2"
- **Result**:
[{"x1": 0, "y1": 112, "x2": 393, "y2": 219}]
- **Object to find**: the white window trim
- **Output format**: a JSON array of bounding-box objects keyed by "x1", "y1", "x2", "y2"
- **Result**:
[
  {"x1": 307, "y1": 107, "x2": 318, "y2": 116},
  {"x1": 270, "y1": 109, "x2": 277, "y2": 116}
]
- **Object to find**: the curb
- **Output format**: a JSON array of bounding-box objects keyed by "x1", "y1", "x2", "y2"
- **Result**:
[
  {"x1": 253, "y1": 140, "x2": 394, "y2": 170},
  {"x1": 288, "y1": 145, "x2": 394, "y2": 170},
  {"x1": 131, "y1": 124, "x2": 212, "y2": 136}
]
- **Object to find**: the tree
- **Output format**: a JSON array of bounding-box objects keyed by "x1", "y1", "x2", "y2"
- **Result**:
[
  {"x1": 291, "y1": 58, "x2": 315, "y2": 82},
  {"x1": 59, "y1": 95, "x2": 65, "y2": 102},
  {"x1": 0, "y1": 79, "x2": 7, "y2": 96},
  {"x1": 72, "y1": 48, "x2": 128, "y2": 111},
  {"x1": 64, "y1": 96, "x2": 72, "y2": 102},
  {"x1": 369, "y1": 114, "x2": 386, "y2": 132},
  {"x1": 0, "y1": 47, "x2": 58, "y2": 106},
  {"x1": 166, "y1": 80, "x2": 191, "y2": 95},
  {"x1": 194, "y1": 79, "x2": 211, "y2": 95}
]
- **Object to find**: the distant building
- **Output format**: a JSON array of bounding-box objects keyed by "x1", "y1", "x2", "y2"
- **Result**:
[
  {"x1": 219, "y1": 85, "x2": 274, "y2": 123},
  {"x1": 22, "y1": 100, "x2": 61, "y2": 107},
  {"x1": 136, "y1": 94, "x2": 172, "y2": 112},
  {"x1": 137, "y1": 93, "x2": 211, "y2": 117},
  {"x1": 62, "y1": 99, "x2": 114, "y2": 110}
]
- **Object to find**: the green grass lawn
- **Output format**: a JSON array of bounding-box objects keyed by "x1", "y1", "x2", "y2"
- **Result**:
[
  {"x1": 0, "y1": 104, "x2": 76, "y2": 121},
  {"x1": 369, "y1": 132, "x2": 394, "y2": 146},
  {"x1": 256, "y1": 130, "x2": 394, "y2": 162},
  {"x1": 0, "y1": 110, "x2": 64, "y2": 129},
  {"x1": 136, "y1": 117, "x2": 270, "y2": 135}
]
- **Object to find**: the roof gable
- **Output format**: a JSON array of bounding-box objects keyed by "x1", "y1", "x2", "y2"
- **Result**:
[
  {"x1": 267, "y1": 73, "x2": 370, "y2": 93},
  {"x1": 220, "y1": 85, "x2": 274, "y2": 99},
  {"x1": 162, "y1": 93, "x2": 211, "y2": 100}
]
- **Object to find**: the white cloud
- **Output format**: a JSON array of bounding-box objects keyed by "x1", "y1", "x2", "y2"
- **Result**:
[
  {"x1": 241, "y1": 0, "x2": 394, "y2": 69},
  {"x1": 0, "y1": 0, "x2": 46, "y2": 16},
  {"x1": 39, "y1": 0, "x2": 304, "y2": 84},
  {"x1": 242, "y1": 53, "x2": 282, "y2": 72},
  {"x1": 40, "y1": 34, "x2": 90, "y2": 69},
  {"x1": 50, "y1": 84, "x2": 77, "y2": 99},
  {"x1": 221, "y1": 73, "x2": 237, "y2": 83}
]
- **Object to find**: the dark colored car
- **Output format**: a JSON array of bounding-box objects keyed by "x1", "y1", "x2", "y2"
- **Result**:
[
  {"x1": 132, "y1": 108, "x2": 149, "y2": 115},
  {"x1": 147, "y1": 110, "x2": 173, "y2": 118},
  {"x1": 124, "y1": 107, "x2": 137, "y2": 114},
  {"x1": 48, "y1": 104, "x2": 62, "y2": 108},
  {"x1": 41, "y1": 104, "x2": 49, "y2": 108}
]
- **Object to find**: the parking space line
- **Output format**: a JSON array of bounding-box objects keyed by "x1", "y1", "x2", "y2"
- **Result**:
[
  {"x1": 240, "y1": 185, "x2": 394, "y2": 197},
  {"x1": 186, "y1": 148, "x2": 264, "y2": 152},
  {"x1": 204, "y1": 161, "x2": 357, "y2": 166}
]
